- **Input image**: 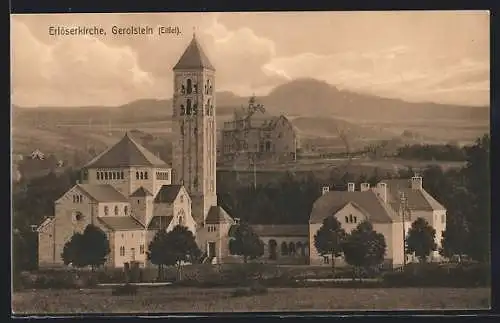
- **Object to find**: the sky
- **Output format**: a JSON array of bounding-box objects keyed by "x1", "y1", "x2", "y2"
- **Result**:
[{"x1": 11, "y1": 11, "x2": 490, "y2": 108}]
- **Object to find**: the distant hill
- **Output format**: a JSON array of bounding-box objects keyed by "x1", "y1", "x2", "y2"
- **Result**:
[
  {"x1": 11, "y1": 78, "x2": 489, "y2": 156},
  {"x1": 260, "y1": 78, "x2": 489, "y2": 121}
]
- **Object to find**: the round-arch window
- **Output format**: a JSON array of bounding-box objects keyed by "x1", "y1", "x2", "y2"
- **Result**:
[{"x1": 75, "y1": 212, "x2": 83, "y2": 221}]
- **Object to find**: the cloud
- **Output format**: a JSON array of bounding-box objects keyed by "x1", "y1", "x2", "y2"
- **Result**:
[
  {"x1": 10, "y1": 12, "x2": 490, "y2": 107},
  {"x1": 263, "y1": 46, "x2": 489, "y2": 106},
  {"x1": 11, "y1": 20, "x2": 158, "y2": 107}
]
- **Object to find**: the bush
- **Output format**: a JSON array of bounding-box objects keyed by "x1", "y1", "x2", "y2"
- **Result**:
[
  {"x1": 111, "y1": 283, "x2": 138, "y2": 296},
  {"x1": 17, "y1": 270, "x2": 100, "y2": 290},
  {"x1": 382, "y1": 263, "x2": 490, "y2": 287}
]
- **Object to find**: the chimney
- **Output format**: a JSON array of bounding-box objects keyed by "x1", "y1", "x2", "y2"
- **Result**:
[
  {"x1": 321, "y1": 186, "x2": 330, "y2": 195},
  {"x1": 411, "y1": 175, "x2": 423, "y2": 190},
  {"x1": 347, "y1": 182, "x2": 355, "y2": 192},
  {"x1": 376, "y1": 182, "x2": 387, "y2": 203},
  {"x1": 360, "y1": 182, "x2": 370, "y2": 192}
]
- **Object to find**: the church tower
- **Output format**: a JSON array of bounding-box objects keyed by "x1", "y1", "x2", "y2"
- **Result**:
[{"x1": 171, "y1": 34, "x2": 217, "y2": 228}]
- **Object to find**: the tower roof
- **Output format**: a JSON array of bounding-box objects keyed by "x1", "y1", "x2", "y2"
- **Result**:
[
  {"x1": 173, "y1": 35, "x2": 215, "y2": 71},
  {"x1": 84, "y1": 132, "x2": 168, "y2": 168}
]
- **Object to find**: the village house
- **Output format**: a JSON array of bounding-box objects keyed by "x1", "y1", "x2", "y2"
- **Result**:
[{"x1": 308, "y1": 176, "x2": 447, "y2": 268}]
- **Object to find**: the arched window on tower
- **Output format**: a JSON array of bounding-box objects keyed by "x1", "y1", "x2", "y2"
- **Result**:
[
  {"x1": 186, "y1": 99, "x2": 192, "y2": 115},
  {"x1": 136, "y1": 172, "x2": 139, "y2": 180},
  {"x1": 180, "y1": 104, "x2": 185, "y2": 116},
  {"x1": 206, "y1": 99, "x2": 211, "y2": 116},
  {"x1": 114, "y1": 206, "x2": 119, "y2": 216},
  {"x1": 186, "y1": 79, "x2": 192, "y2": 94},
  {"x1": 193, "y1": 102, "x2": 198, "y2": 115},
  {"x1": 144, "y1": 171, "x2": 148, "y2": 180},
  {"x1": 140, "y1": 172, "x2": 144, "y2": 180}
]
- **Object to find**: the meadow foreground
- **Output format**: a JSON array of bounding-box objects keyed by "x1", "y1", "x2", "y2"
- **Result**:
[{"x1": 13, "y1": 287, "x2": 490, "y2": 314}]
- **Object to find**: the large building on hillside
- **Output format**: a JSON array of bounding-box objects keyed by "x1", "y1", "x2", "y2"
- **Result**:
[
  {"x1": 37, "y1": 34, "x2": 237, "y2": 268},
  {"x1": 37, "y1": 35, "x2": 447, "y2": 269},
  {"x1": 219, "y1": 104, "x2": 298, "y2": 165}
]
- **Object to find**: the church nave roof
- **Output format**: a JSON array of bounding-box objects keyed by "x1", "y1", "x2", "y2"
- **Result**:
[{"x1": 84, "y1": 132, "x2": 168, "y2": 169}]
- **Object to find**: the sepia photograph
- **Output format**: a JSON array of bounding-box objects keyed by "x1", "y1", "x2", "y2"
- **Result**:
[{"x1": 11, "y1": 11, "x2": 491, "y2": 314}]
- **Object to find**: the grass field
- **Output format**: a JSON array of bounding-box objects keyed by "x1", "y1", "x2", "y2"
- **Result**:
[{"x1": 12, "y1": 287, "x2": 490, "y2": 314}]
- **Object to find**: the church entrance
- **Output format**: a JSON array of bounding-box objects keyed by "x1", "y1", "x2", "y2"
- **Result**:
[{"x1": 207, "y1": 241, "x2": 216, "y2": 259}]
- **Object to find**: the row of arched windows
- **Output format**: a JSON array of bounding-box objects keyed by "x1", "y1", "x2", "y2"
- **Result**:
[
  {"x1": 345, "y1": 214, "x2": 358, "y2": 224},
  {"x1": 180, "y1": 79, "x2": 213, "y2": 95},
  {"x1": 104, "y1": 205, "x2": 128, "y2": 216},
  {"x1": 267, "y1": 240, "x2": 308, "y2": 260},
  {"x1": 156, "y1": 171, "x2": 170, "y2": 181},
  {"x1": 136, "y1": 171, "x2": 148, "y2": 180},
  {"x1": 179, "y1": 100, "x2": 213, "y2": 116},
  {"x1": 97, "y1": 171, "x2": 124, "y2": 181}
]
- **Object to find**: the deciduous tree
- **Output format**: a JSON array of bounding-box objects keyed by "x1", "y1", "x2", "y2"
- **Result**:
[
  {"x1": 147, "y1": 226, "x2": 200, "y2": 281},
  {"x1": 314, "y1": 216, "x2": 347, "y2": 275},
  {"x1": 60, "y1": 224, "x2": 110, "y2": 271},
  {"x1": 229, "y1": 223, "x2": 264, "y2": 263},
  {"x1": 406, "y1": 217, "x2": 437, "y2": 263},
  {"x1": 342, "y1": 221, "x2": 386, "y2": 280}
]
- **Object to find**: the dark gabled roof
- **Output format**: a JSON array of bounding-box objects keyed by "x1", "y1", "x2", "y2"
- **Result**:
[
  {"x1": 130, "y1": 186, "x2": 153, "y2": 197},
  {"x1": 205, "y1": 206, "x2": 234, "y2": 224},
  {"x1": 36, "y1": 217, "x2": 54, "y2": 232},
  {"x1": 84, "y1": 132, "x2": 168, "y2": 168},
  {"x1": 309, "y1": 190, "x2": 397, "y2": 224},
  {"x1": 250, "y1": 224, "x2": 309, "y2": 237},
  {"x1": 154, "y1": 185, "x2": 183, "y2": 204},
  {"x1": 77, "y1": 184, "x2": 128, "y2": 202},
  {"x1": 147, "y1": 216, "x2": 174, "y2": 230},
  {"x1": 380, "y1": 179, "x2": 446, "y2": 211},
  {"x1": 173, "y1": 35, "x2": 215, "y2": 71},
  {"x1": 98, "y1": 216, "x2": 144, "y2": 231}
]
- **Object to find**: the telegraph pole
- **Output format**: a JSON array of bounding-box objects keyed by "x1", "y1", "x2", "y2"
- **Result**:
[{"x1": 400, "y1": 192, "x2": 408, "y2": 267}]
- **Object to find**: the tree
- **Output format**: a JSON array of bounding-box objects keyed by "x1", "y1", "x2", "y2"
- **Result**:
[
  {"x1": 61, "y1": 224, "x2": 110, "y2": 271},
  {"x1": 147, "y1": 225, "x2": 200, "y2": 281},
  {"x1": 228, "y1": 223, "x2": 264, "y2": 263},
  {"x1": 406, "y1": 217, "x2": 437, "y2": 263},
  {"x1": 314, "y1": 216, "x2": 347, "y2": 275},
  {"x1": 147, "y1": 229, "x2": 169, "y2": 281},
  {"x1": 461, "y1": 134, "x2": 490, "y2": 262},
  {"x1": 342, "y1": 221, "x2": 386, "y2": 280},
  {"x1": 81, "y1": 224, "x2": 111, "y2": 271}
]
